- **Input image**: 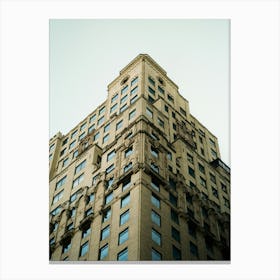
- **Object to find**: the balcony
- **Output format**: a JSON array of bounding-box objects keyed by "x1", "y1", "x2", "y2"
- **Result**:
[{"x1": 210, "y1": 158, "x2": 230, "y2": 174}]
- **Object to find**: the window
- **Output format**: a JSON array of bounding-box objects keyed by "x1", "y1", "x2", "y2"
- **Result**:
[
  {"x1": 190, "y1": 241, "x2": 199, "y2": 257},
  {"x1": 62, "y1": 239, "x2": 71, "y2": 254},
  {"x1": 80, "y1": 122, "x2": 86, "y2": 131},
  {"x1": 186, "y1": 193, "x2": 193, "y2": 204},
  {"x1": 111, "y1": 93, "x2": 118, "y2": 103},
  {"x1": 70, "y1": 191, "x2": 78, "y2": 203},
  {"x1": 60, "y1": 148, "x2": 66, "y2": 157},
  {"x1": 117, "y1": 248, "x2": 128, "y2": 261},
  {"x1": 151, "y1": 176, "x2": 160, "y2": 192},
  {"x1": 124, "y1": 162, "x2": 132, "y2": 173},
  {"x1": 172, "y1": 245, "x2": 181, "y2": 260},
  {"x1": 130, "y1": 95, "x2": 138, "y2": 104},
  {"x1": 188, "y1": 166, "x2": 195, "y2": 178},
  {"x1": 187, "y1": 153, "x2": 193, "y2": 163},
  {"x1": 52, "y1": 190, "x2": 64, "y2": 205},
  {"x1": 78, "y1": 132, "x2": 85, "y2": 141},
  {"x1": 101, "y1": 226, "x2": 110, "y2": 240},
  {"x1": 107, "y1": 150, "x2": 115, "y2": 161},
  {"x1": 151, "y1": 132, "x2": 159, "y2": 140},
  {"x1": 88, "y1": 193, "x2": 95, "y2": 203},
  {"x1": 105, "y1": 177, "x2": 114, "y2": 189},
  {"x1": 129, "y1": 109, "x2": 136, "y2": 120},
  {"x1": 172, "y1": 123, "x2": 177, "y2": 131},
  {"x1": 62, "y1": 158, "x2": 69, "y2": 167},
  {"x1": 50, "y1": 237, "x2": 55, "y2": 245},
  {"x1": 212, "y1": 187, "x2": 218, "y2": 198},
  {"x1": 56, "y1": 176, "x2": 67, "y2": 190},
  {"x1": 49, "y1": 153, "x2": 53, "y2": 160},
  {"x1": 72, "y1": 173, "x2": 84, "y2": 188},
  {"x1": 151, "y1": 210, "x2": 161, "y2": 226},
  {"x1": 105, "y1": 192, "x2": 113, "y2": 205},
  {"x1": 97, "y1": 116, "x2": 105, "y2": 126},
  {"x1": 189, "y1": 181, "x2": 196, "y2": 189},
  {"x1": 89, "y1": 114, "x2": 96, "y2": 123},
  {"x1": 130, "y1": 76, "x2": 138, "y2": 86},
  {"x1": 167, "y1": 94, "x2": 174, "y2": 103},
  {"x1": 102, "y1": 208, "x2": 111, "y2": 222},
  {"x1": 172, "y1": 112, "x2": 176, "y2": 118},
  {"x1": 158, "y1": 118, "x2": 164, "y2": 128},
  {"x1": 171, "y1": 209, "x2": 179, "y2": 224},
  {"x1": 148, "y1": 95, "x2": 155, "y2": 103},
  {"x1": 118, "y1": 228, "x2": 129, "y2": 245},
  {"x1": 169, "y1": 193, "x2": 177, "y2": 207},
  {"x1": 94, "y1": 132, "x2": 100, "y2": 141},
  {"x1": 151, "y1": 193, "x2": 160, "y2": 208},
  {"x1": 224, "y1": 197, "x2": 230, "y2": 208},
  {"x1": 85, "y1": 208, "x2": 93, "y2": 217},
  {"x1": 99, "y1": 244, "x2": 109, "y2": 260},
  {"x1": 209, "y1": 138, "x2": 216, "y2": 147},
  {"x1": 121, "y1": 193, "x2": 130, "y2": 208},
  {"x1": 79, "y1": 241, "x2": 89, "y2": 257},
  {"x1": 172, "y1": 227, "x2": 180, "y2": 242},
  {"x1": 120, "y1": 210, "x2": 130, "y2": 225},
  {"x1": 75, "y1": 159, "x2": 86, "y2": 174},
  {"x1": 200, "y1": 148, "x2": 205, "y2": 156},
  {"x1": 120, "y1": 94, "x2": 128, "y2": 104},
  {"x1": 51, "y1": 222, "x2": 58, "y2": 233},
  {"x1": 152, "y1": 248, "x2": 162, "y2": 260},
  {"x1": 69, "y1": 207, "x2": 76, "y2": 218},
  {"x1": 221, "y1": 183, "x2": 227, "y2": 193},
  {"x1": 110, "y1": 103, "x2": 118, "y2": 113},
  {"x1": 164, "y1": 105, "x2": 169, "y2": 112},
  {"x1": 150, "y1": 163, "x2": 159, "y2": 173},
  {"x1": 106, "y1": 164, "x2": 115, "y2": 174},
  {"x1": 99, "y1": 106, "x2": 106, "y2": 115},
  {"x1": 158, "y1": 86, "x2": 164, "y2": 94},
  {"x1": 66, "y1": 222, "x2": 74, "y2": 231},
  {"x1": 200, "y1": 177, "x2": 206, "y2": 187},
  {"x1": 71, "y1": 130, "x2": 78, "y2": 139},
  {"x1": 180, "y1": 107, "x2": 186, "y2": 116},
  {"x1": 148, "y1": 76, "x2": 155, "y2": 86},
  {"x1": 69, "y1": 141, "x2": 76, "y2": 151},
  {"x1": 49, "y1": 143, "x2": 55, "y2": 152},
  {"x1": 199, "y1": 136, "x2": 203, "y2": 144},
  {"x1": 169, "y1": 178, "x2": 176, "y2": 191},
  {"x1": 62, "y1": 138, "x2": 68, "y2": 146},
  {"x1": 103, "y1": 134, "x2": 109, "y2": 143},
  {"x1": 210, "y1": 173, "x2": 216, "y2": 184},
  {"x1": 168, "y1": 165, "x2": 173, "y2": 172},
  {"x1": 103, "y1": 123, "x2": 110, "y2": 133},
  {"x1": 88, "y1": 124, "x2": 95, "y2": 134},
  {"x1": 150, "y1": 146, "x2": 159, "y2": 158},
  {"x1": 130, "y1": 86, "x2": 138, "y2": 95},
  {"x1": 151, "y1": 228, "x2": 161, "y2": 245},
  {"x1": 51, "y1": 206, "x2": 61, "y2": 216},
  {"x1": 122, "y1": 176, "x2": 131, "y2": 192},
  {"x1": 188, "y1": 221, "x2": 196, "y2": 238},
  {"x1": 121, "y1": 85, "x2": 128, "y2": 95},
  {"x1": 198, "y1": 163, "x2": 205, "y2": 174},
  {"x1": 116, "y1": 120, "x2": 123, "y2": 130},
  {"x1": 167, "y1": 152, "x2": 172, "y2": 160},
  {"x1": 148, "y1": 86, "x2": 155, "y2": 95},
  {"x1": 125, "y1": 147, "x2": 133, "y2": 157},
  {"x1": 146, "y1": 107, "x2": 153, "y2": 118}
]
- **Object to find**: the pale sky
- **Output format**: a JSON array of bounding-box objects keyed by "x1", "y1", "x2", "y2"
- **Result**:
[{"x1": 50, "y1": 19, "x2": 230, "y2": 166}]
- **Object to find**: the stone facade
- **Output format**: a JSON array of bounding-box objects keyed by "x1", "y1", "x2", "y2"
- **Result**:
[{"x1": 49, "y1": 54, "x2": 230, "y2": 261}]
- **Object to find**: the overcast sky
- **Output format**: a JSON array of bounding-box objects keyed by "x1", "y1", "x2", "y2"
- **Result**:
[{"x1": 50, "y1": 19, "x2": 230, "y2": 166}]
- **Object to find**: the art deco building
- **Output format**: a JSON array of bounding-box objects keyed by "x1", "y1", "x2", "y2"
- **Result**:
[{"x1": 49, "y1": 54, "x2": 230, "y2": 261}]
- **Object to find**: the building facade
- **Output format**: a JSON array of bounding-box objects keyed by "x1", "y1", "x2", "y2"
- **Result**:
[{"x1": 49, "y1": 54, "x2": 230, "y2": 261}]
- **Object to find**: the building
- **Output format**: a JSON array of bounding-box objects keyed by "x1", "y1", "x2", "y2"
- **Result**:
[{"x1": 49, "y1": 54, "x2": 230, "y2": 261}]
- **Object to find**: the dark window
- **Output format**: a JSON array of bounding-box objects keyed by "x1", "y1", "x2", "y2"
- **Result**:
[
  {"x1": 151, "y1": 210, "x2": 161, "y2": 226},
  {"x1": 210, "y1": 173, "x2": 216, "y2": 184},
  {"x1": 122, "y1": 175, "x2": 131, "y2": 192},
  {"x1": 148, "y1": 86, "x2": 155, "y2": 95},
  {"x1": 169, "y1": 178, "x2": 176, "y2": 191},
  {"x1": 150, "y1": 163, "x2": 159, "y2": 173},
  {"x1": 169, "y1": 193, "x2": 177, "y2": 207},
  {"x1": 221, "y1": 183, "x2": 227, "y2": 193},
  {"x1": 190, "y1": 241, "x2": 199, "y2": 257},
  {"x1": 151, "y1": 228, "x2": 161, "y2": 245},
  {"x1": 171, "y1": 227, "x2": 180, "y2": 242},
  {"x1": 188, "y1": 222, "x2": 196, "y2": 238},
  {"x1": 125, "y1": 147, "x2": 133, "y2": 158},
  {"x1": 171, "y1": 209, "x2": 179, "y2": 224},
  {"x1": 82, "y1": 223, "x2": 91, "y2": 238},
  {"x1": 152, "y1": 248, "x2": 162, "y2": 260},
  {"x1": 151, "y1": 193, "x2": 160, "y2": 208},
  {"x1": 187, "y1": 153, "x2": 193, "y2": 163},
  {"x1": 151, "y1": 176, "x2": 160, "y2": 192},
  {"x1": 148, "y1": 76, "x2": 155, "y2": 86},
  {"x1": 148, "y1": 95, "x2": 155, "y2": 103},
  {"x1": 62, "y1": 238, "x2": 71, "y2": 254},
  {"x1": 124, "y1": 162, "x2": 132, "y2": 173},
  {"x1": 151, "y1": 146, "x2": 159, "y2": 158},
  {"x1": 164, "y1": 105, "x2": 169, "y2": 112},
  {"x1": 158, "y1": 86, "x2": 164, "y2": 94},
  {"x1": 188, "y1": 166, "x2": 195, "y2": 178},
  {"x1": 172, "y1": 245, "x2": 181, "y2": 260},
  {"x1": 198, "y1": 163, "x2": 205, "y2": 174},
  {"x1": 131, "y1": 76, "x2": 138, "y2": 87}
]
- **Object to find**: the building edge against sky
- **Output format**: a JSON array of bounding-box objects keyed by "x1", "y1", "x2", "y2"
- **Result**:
[{"x1": 49, "y1": 54, "x2": 230, "y2": 261}]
